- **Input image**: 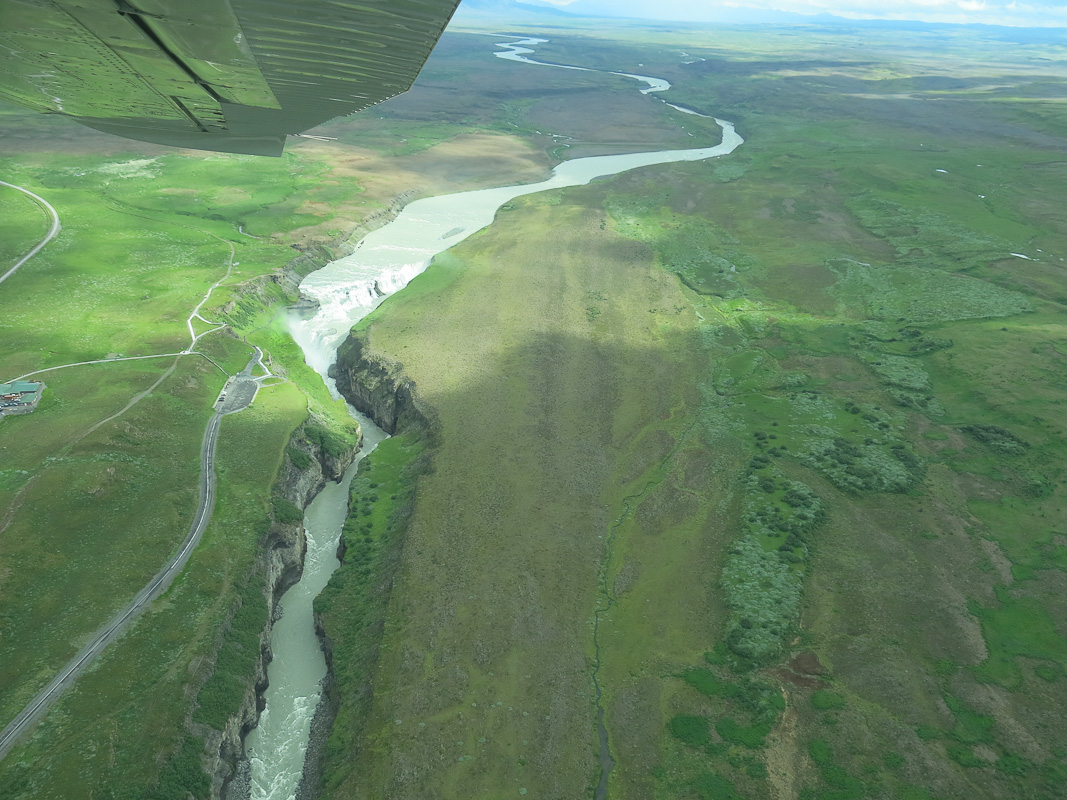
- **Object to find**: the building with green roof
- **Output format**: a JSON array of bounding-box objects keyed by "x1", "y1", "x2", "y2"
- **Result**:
[{"x1": 0, "y1": 380, "x2": 44, "y2": 416}]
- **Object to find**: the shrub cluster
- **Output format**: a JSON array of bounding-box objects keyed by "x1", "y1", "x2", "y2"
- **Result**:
[
  {"x1": 802, "y1": 738, "x2": 867, "y2": 800},
  {"x1": 286, "y1": 445, "x2": 312, "y2": 470},
  {"x1": 144, "y1": 735, "x2": 210, "y2": 800},
  {"x1": 683, "y1": 668, "x2": 785, "y2": 722},
  {"x1": 861, "y1": 352, "x2": 931, "y2": 393},
  {"x1": 900, "y1": 330, "x2": 953, "y2": 354},
  {"x1": 271, "y1": 495, "x2": 303, "y2": 525},
  {"x1": 718, "y1": 470, "x2": 828, "y2": 663},
  {"x1": 304, "y1": 423, "x2": 349, "y2": 458},
  {"x1": 811, "y1": 689, "x2": 846, "y2": 710},
  {"x1": 743, "y1": 476, "x2": 824, "y2": 564},
  {"x1": 801, "y1": 436, "x2": 924, "y2": 493},
  {"x1": 960, "y1": 423, "x2": 1030, "y2": 455},
  {"x1": 193, "y1": 579, "x2": 269, "y2": 730},
  {"x1": 716, "y1": 716, "x2": 772, "y2": 749},
  {"x1": 669, "y1": 714, "x2": 711, "y2": 747},
  {"x1": 721, "y1": 536, "x2": 802, "y2": 664},
  {"x1": 857, "y1": 352, "x2": 948, "y2": 413}
]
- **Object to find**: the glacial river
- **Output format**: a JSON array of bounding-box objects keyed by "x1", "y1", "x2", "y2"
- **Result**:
[{"x1": 248, "y1": 38, "x2": 743, "y2": 800}]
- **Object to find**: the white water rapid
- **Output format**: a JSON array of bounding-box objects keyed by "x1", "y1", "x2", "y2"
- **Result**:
[
  {"x1": 249, "y1": 37, "x2": 743, "y2": 800},
  {"x1": 245, "y1": 414, "x2": 386, "y2": 798}
]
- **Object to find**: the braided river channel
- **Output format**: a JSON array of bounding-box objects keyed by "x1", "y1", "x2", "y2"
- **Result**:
[{"x1": 245, "y1": 38, "x2": 743, "y2": 799}]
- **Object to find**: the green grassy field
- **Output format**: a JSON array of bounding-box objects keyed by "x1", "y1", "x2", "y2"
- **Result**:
[
  {"x1": 0, "y1": 382, "x2": 307, "y2": 800},
  {"x1": 0, "y1": 105, "x2": 368, "y2": 796},
  {"x1": 0, "y1": 26, "x2": 626, "y2": 795},
  {"x1": 322, "y1": 190, "x2": 713, "y2": 799},
  {"x1": 0, "y1": 184, "x2": 48, "y2": 269},
  {"x1": 317, "y1": 23, "x2": 1067, "y2": 800}
]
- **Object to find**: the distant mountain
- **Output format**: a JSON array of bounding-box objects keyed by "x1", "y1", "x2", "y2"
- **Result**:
[
  {"x1": 453, "y1": 0, "x2": 1067, "y2": 44},
  {"x1": 452, "y1": 0, "x2": 575, "y2": 21},
  {"x1": 456, "y1": 0, "x2": 824, "y2": 25}
]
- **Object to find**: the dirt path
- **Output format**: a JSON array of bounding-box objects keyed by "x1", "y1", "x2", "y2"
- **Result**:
[{"x1": 0, "y1": 180, "x2": 61, "y2": 286}]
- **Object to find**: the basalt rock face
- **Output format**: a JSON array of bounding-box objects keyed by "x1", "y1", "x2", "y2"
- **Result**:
[
  {"x1": 296, "y1": 333, "x2": 433, "y2": 800},
  {"x1": 271, "y1": 420, "x2": 361, "y2": 600},
  {"x1": 208, "y1": 422, "x2": 360, "y2": 800},
  {"x1": 330, "y1": 332, "x2": 432, "y2": 436},
  {"x1": 275, "y1": 243, "x2": 349, "y2": 297}
]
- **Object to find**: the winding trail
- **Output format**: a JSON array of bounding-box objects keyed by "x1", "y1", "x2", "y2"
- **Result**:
[
  {"x1": 0, "y1": 179, "x2": 61, "y2": 286},
  {"x1": 11, "y1": 351, "x2": 227, "y2": 383},
  {"x1": 185, "y1": 235, "x2": 236, "y2": 351}
]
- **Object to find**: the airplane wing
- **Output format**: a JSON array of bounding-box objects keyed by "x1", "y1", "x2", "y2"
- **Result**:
[{"x1": 0, "y1": 0, "x2": 463, "y2": 155}]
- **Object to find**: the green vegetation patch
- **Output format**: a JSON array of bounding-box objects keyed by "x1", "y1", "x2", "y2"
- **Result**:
[
  {"x1": 860, "y1": 351, "x2": 931, "y2": 393},
  {"x1": 271, "y1": 495, "x2": 304, "y2": 525},
  {"x1": 944, "y1": 693, "x2": 994, "y2": 745},
  {"x1": 144, "y1": 734, "x2": 211, "y2": 800},
  {"x1": 315, "y1": 432, "x2": 426, "y2": 796},
  {"x1": 287, "y1": 445, "x2": 313, "y2": 470},
  {"x1": 968, "y1": 498, "x2": 1067, "y2": 578},
  {"x1": 193, "y1": 578, "x2": 270, "y2": 729},
  {"x1": 715, "y1": 716, "x2": 773, "y2": 749},
  {"x1": 721, "y1": 535, "x2": 802, "y2": 664},
  {"x1": 0, "y1": 383, "x2": 308, "y2": 799},
  {"x1": 669, "y1": 714, "x2": 711, "y2": 747},
  {"x1": 690, "y1": 772, "x2": 742, "y2": 800},
  {"x1": 830, "y1": 259, "x2": 1033, "y2": 325},
  {"x1": 847, "y1": 196, "x2": 1012, "y2": 268},
  {"x1": 971, "y1": 586, "x2": 1067, "y2": 688},
  {"x1": 800, "y1": 434, "x2": 924, "y2": 494},
  {"x1": 304, "y1": 422, "x2": 352, "y2": 458},
  {"x1": 811, "y1": 690, "x2": 847, "y2": 711},
  {"x1": 718, "y1": 468, "x2": 827, "y2": 665},
  {"x1": 683, "y1": 667, "x2": 731, "y2": 698},
  {"x1": 802, "y1": 738, "x2": 869, "y2": 800},
  {"x1": 614, "y1": 211, "x2": 750, "y2": 298},
  {"x1": 0, "y1": 184, "x2": 49, "y2": 266},
  {"x1": 959, "y1": 423, "x2": 1030, "y2": 455}
]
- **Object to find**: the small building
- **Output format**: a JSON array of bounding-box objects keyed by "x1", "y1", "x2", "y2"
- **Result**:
[{"x1": 0, "y1": 380, "x2": 45, "y2": 416}]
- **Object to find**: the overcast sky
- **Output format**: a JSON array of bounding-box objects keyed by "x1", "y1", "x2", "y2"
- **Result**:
[{"x1": 519, "y1": 0, "x2": 1067, "y2": 28}]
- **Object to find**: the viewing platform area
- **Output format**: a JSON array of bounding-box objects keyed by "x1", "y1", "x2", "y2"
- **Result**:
[{"x1": 0, "y1": 380, "x2": 44, "y2": 417}]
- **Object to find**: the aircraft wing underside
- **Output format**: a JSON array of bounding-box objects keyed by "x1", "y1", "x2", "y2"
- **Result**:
[{"x1": 0, "y1": 0, "x2": 462, "y2": 155}]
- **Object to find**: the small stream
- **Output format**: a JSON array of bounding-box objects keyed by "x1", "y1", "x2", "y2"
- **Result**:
[{"x1": 248, "y1": 37, "x2": 743, "y2": 799}]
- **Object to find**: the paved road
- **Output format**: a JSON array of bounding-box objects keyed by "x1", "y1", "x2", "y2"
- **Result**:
[
  {"x1": 0, "y1": 349, "x2": 266, "y2": 760},
  {"x1": 0, "y1": 180, "x2": 61, "y2": 287}
]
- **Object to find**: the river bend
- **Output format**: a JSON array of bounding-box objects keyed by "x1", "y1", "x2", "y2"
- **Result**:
[{"x1": 251, "y1": 37, "x2": 744, "y2": 800}]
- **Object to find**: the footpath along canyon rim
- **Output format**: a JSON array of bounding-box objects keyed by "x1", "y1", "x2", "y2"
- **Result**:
[{"x1": 251, "y1": 38, "x2": 745, "y2": 799}]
